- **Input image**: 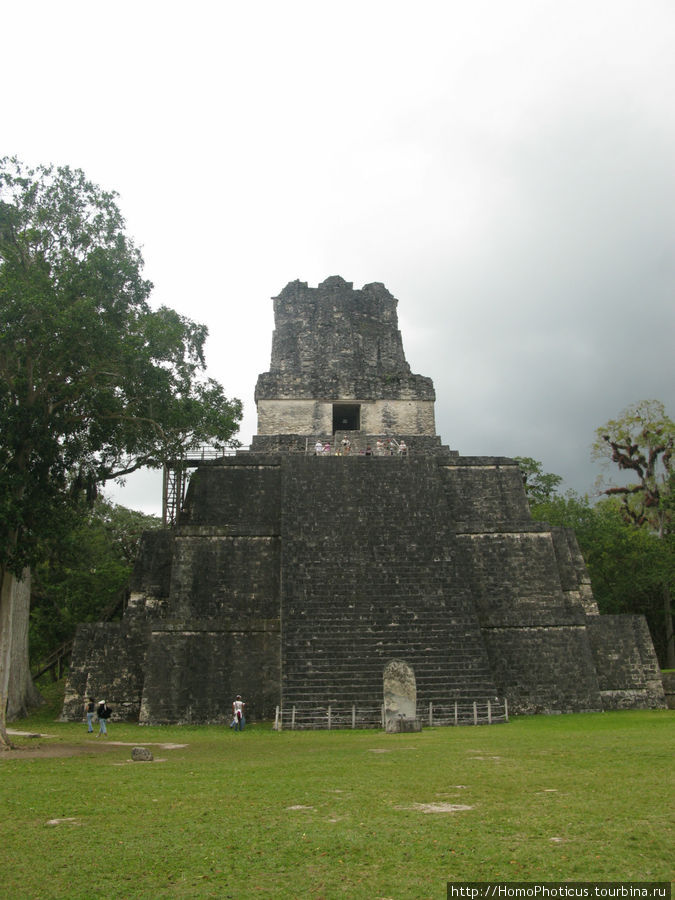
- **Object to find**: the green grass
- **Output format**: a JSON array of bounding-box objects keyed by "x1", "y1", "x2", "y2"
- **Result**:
[{"x1": 2, "y1": 686, "x2": 672, "y2": 900}]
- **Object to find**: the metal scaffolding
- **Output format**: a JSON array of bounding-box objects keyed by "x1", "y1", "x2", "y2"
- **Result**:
[
  {"x1": 162, "y1": 463, "x2": 188, "y2": 527},
  {"x1": 161, "y1": 446, "x2": 236, "y2": 525}
]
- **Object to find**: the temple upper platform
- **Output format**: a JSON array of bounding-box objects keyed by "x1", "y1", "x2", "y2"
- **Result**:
[{"x1": 253, "y1": 277, "x2": 441, "y2": 448}]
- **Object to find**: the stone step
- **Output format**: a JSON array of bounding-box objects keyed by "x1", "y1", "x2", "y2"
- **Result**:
[
  {"x1": 282, "y1": 675, "x2": 497, "y2": 690},
  {"x1": 282, "y1": 667, "x2": 495, "y2": 679},
  {"x1": 282, "y1": 658, "x2": 493, "y2": 669},
  {"x1": 283, "y1": 616, "x2": 484, "y2": 626},
  {"x1": 283, "y1": 660, "x2": 489, "y2": 672},
  {"x1": 281, "y1": 692, "x2": 499, "y2": 706},
  {"x1": 284, "y1": 628, "x2": 480, "y2": 636},
  {"x1": 283, "y1": 672, "x2": 494, "y2": 682},
  {"x1": 283, "y1": 677, "x2": 496, "y2": 689},
  {"x1": 283, "y1": 681, "x2": 497, "y2": 691},
  {"x1": 283, "y1": 647, "x2": 489, "y2": 659},
  {"x1": 283, "y1": 616, "x2": 484, "y2": 625},
  {"x1": 283, "y1": 658, "x2": 491, "y2": 670}
]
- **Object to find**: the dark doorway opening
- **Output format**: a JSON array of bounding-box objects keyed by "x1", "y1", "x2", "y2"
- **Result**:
[{"x1": 333, "y1": 404, "x2": 360, "y2": 432}]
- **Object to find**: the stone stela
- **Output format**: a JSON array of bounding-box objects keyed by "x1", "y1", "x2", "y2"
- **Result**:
[
  {"x1": 62, "y1": 277, "x2": 667, "y2": 727},
  {"x1": 384, "y1": 660, "x2": 421, "y2": 733}
]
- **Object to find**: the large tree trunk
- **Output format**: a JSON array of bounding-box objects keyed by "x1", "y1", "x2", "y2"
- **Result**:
[
  {"x1": 0, "y1": 566, "x2": 16, "y2": 748},
  {"x1": 1, "y1": 567, "x2": 42, "y2": 748},
  {"x1": 8, "y1": 569, "x2": 42, "y2": 717}
]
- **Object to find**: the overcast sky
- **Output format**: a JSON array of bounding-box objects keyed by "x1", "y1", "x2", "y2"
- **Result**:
[{"x1": 6, "y1": 1, "x2": 674, "y2": 515}]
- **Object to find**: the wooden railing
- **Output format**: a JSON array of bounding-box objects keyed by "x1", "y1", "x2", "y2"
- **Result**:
[{"x1": 274, "y1": 698, "x2": 509, "y2": 730}]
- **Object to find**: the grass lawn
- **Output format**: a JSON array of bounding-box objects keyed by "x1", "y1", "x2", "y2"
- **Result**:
[{"x1": 1, "y1": 684, "x2": 672, "y2": 899}]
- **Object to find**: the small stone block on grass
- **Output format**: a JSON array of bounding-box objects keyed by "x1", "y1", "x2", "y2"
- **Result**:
[{"x1": 131, "y1": 747, "x2": 154, "y2": 761}]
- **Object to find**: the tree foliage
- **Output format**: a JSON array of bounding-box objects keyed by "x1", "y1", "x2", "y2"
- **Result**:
[
  {"x1": 0, "y1": 157, "x2": 242, "y2": 574},
  {"x1": 30, "y1": 498, "x2": 161, "y2": 666},
  {"x1": 592, "y1": 399, "x2": 673, "y2": 533},
  {"x1": 591, "y1": 399, "x2": 674, "y2": 666},
  {"x1": 527, "y1": 420, "x2": 674, "y2": 670},
  {"x1": 530, "y1": 490, "x2": 673, "y2": 664},
  {"x1": 0, "y1": 157, "x2": 242, "y2": 740},
  {"x1": 515, "y1": 456, "x2": 564, "y2": 506}
]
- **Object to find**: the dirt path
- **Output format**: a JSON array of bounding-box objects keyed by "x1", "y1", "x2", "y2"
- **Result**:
[{"x1": 1, "y1": 732, "x2": 187, "y2": 761}]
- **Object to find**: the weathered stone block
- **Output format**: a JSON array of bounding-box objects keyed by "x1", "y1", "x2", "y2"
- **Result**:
[
  {"x1": 386, "y1": 717, "x2": 422, "y2": 733},
  {"x1": 586, "y1": 615, "x2": 666, "y2": 709},
  {"x1": 662, "y1": 672, "x2": 675, "y2": 709},
  {"x1": 383, "y1": 659, "x2": 417, "y2": 729},
  {"x1": 131, "y1": 747, "x2": 154, "y2": 761}
]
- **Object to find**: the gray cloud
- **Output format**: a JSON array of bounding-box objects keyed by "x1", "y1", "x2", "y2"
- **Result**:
[{"x1": 4, "y1": 1, "x2": 674, "y2": 511}]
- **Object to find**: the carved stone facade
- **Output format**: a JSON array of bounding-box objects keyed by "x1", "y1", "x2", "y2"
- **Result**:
[
  {"x1": 252, "y1": 276, "x2": 443, "y2": 453},
  {"x1": 62, "y1": 277, "x2": 666, "y2": 725}
]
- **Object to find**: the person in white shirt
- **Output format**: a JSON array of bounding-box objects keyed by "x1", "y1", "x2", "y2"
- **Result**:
[{"x1": 232, "y1": 695, "x2": 246, "y2": 731}]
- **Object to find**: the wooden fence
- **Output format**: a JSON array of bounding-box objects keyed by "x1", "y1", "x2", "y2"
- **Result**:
[{"x1": 274, "y1": 698, "x2": 508, "y2": 731}]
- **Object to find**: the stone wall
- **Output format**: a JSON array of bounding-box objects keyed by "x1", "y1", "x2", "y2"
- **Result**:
[
  {"x1": 256, "y1": 398, "x2": 437, "y2": 437},
  {"x1": 550, "y1": 527, "x2": 599, "y2": 616},
  {"x1": 168, "y1": 534, "x2": 280, "y2": 620},
  {"x1": 662, "y1": 671, "x2": 675, "y2": 709},
  {"x1": 586, "y1": 614, "x2": 666, "y2": 709},
  {"x1": 63, "y1": 452, "x2": 666, "y2": 725},
  {"x1": 480, "y1": 625, "x2": 602, "y2": 714},
  {"x1": 126, "y1": 528, "x2": 173, "y2": 618},
  {"x1": 61, "y1": 621, "x2": 150, "y2": 722},
  {"x1": 139, "y1": 622, "x2": 280, "y2": 724},
  {"x1": 456, "y1": 526, "x2": 604, "y2": 714},
  {"x1": 255, "y1": 277, "x2": 436, "y2": 435},
  {"x1": 440, "y1": 459, "x2": 531, "y2": 530}
]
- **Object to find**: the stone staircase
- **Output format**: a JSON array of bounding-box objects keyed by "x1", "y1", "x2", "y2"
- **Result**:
[{"x1": 279, "y1": 456, "x2": 497, "y2": 716}]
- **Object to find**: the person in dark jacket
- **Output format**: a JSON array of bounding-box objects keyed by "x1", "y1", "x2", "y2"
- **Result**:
[{"x1": 97, "y1": 700, "x2": 111, "y2": 737}]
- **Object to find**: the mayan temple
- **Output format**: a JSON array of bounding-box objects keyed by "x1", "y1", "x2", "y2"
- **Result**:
[{"x1": 62, "y1": 276, "x2": 666, "y2": 726}]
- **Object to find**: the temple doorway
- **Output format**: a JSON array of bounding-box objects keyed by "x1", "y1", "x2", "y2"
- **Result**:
[{"x1": 333, "y1": 403, "x2": 360, "y2": 432}]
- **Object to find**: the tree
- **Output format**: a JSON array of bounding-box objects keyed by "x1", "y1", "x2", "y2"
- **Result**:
[
  {"x1": 593, "y1": 400, "x2": 673, "y2": 527},
  {"x1": 515, "y1": 456, "x2": 564, "y2": 506},
  {"x1": 592, "y1": 400, "x2": 674, "y2": 666},
  {"x1": 30, "y1": 498, "x2": 161, "y2": 667},
  {"x1": 531, "y1": 490, "x2": 672, "y2": 664},
  {"x1": 0, "y1": 158, "x2": 242, "y2": 745},
  {"x1": 519, "y1": 450, "x2": 673, "y2": 667}
]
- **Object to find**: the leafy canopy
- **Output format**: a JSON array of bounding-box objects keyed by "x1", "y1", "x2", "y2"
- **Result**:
[
  {"x1": 30, "y1": 498, "x2": 161, "y2": 665},
  {"x1": 524, "y1": 431, "x2": 674, "y2": 667},
  {"x1": 592, "y1": 399, "x2": 673, "y2": 532},
  {"x1": 514, "y1": 456, "x2": 563, "y2": 506},
  {"x1": 592, "y1": 399, "x2": 674, "y2": 666},
  {"x1": 0, "y1": 157, "x2": 242, "y2": 574}
]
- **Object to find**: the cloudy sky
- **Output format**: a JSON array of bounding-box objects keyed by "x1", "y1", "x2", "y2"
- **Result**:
[{"x1": 6, "y1": 1, "x2": 674, "y2": 515}]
